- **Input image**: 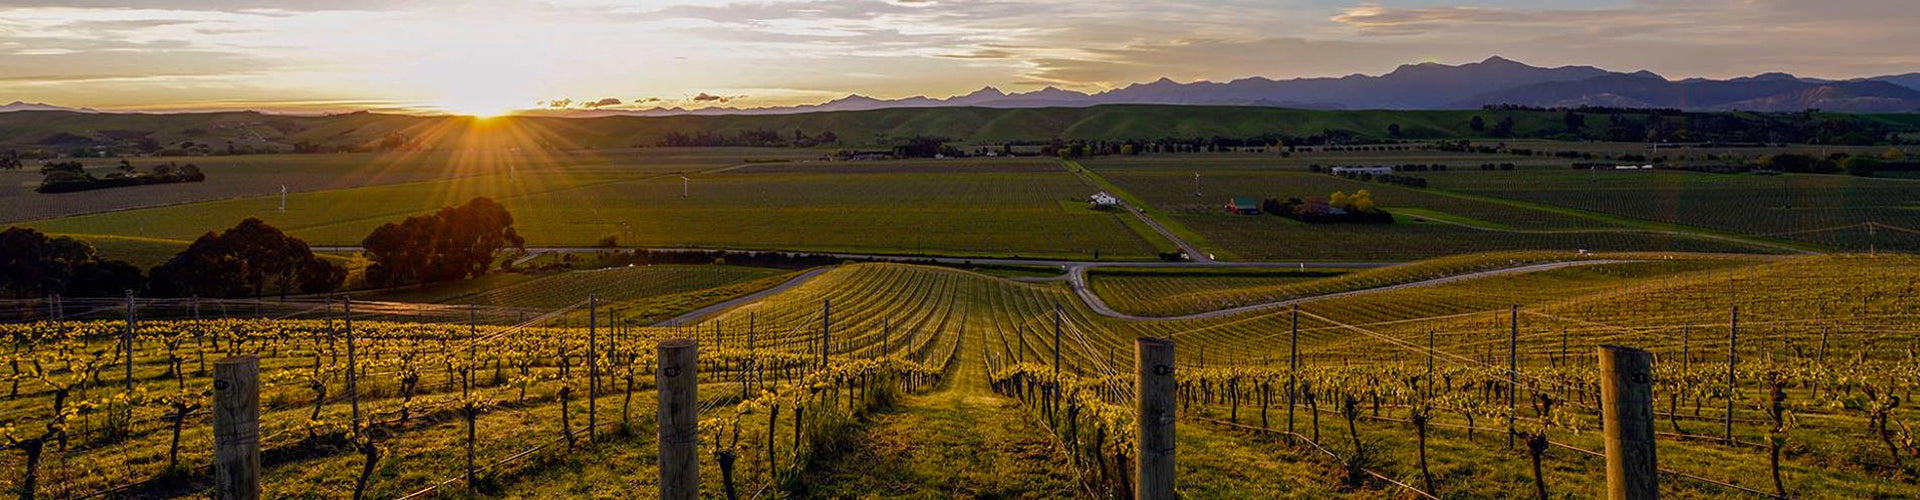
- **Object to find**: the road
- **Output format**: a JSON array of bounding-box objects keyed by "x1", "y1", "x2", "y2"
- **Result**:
[
  {"x1": 1066, "y1": 259, "x2": 1630, "y2": 322},
  {"x1": 310, "y1": 245, "x2": 1386, "y2": 270},
  {"x1": 650, "y1": 266, "x2": 833, "y2": 326}
]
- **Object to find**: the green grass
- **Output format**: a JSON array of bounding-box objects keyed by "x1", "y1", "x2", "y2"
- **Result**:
[
  {"x1": 362, "y1": 264, "x2": 783, "y2": 310},
  {"x1": 24, "y1": 157, "x2": 1161, "y2": 261},
  {"x1": 1088, "y1": 267, "x2": 1349, "y2": 316},
  {"x1": 1078, "y1": 155, "x2": 1818, "y2": 259}
]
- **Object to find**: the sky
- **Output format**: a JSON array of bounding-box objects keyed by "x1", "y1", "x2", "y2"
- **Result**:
[{"x1": 0, "y1": 0, "x2": 1916, "y2": 115}]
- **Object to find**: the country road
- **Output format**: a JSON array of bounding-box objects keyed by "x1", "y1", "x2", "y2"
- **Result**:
[
  {"x1": 650, "y1": 266, "x2": 833, "y2": 326},
  {"x1": 1065, "y1": 259, "x2": 1630, "y2": 322}
]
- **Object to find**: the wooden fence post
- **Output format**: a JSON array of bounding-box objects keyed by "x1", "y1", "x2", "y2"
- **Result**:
[
  {"x1": 1508, "y1": 304, "x2": 1518, "y2": 449},
  {"x1": 1287, "y1": 305, "x2": 1298, "y2": 434},
  {"x1": 213, "y1": 356, "x2": 261, "y2": 500},
  {"x1": 1598, "y1": 346, "x2": 1659, "y2": 500},
  {"x1": 657, "y1": 339, "x2": 699, "y2": 500},
  {"x1": 1136, "y1": 337, "x2": 1176, "y2": 500},
  {"x1": 589, "y1": 295, "x2": 598, "y2": 444},
  {"x1": 1725, "y1": 305, "x2": 1738, "y2": 444}
]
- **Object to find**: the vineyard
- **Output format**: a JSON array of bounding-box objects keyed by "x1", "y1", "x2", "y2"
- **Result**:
[{"x1": 0, "y1": 252, "x2": 1917, "y2": 498}]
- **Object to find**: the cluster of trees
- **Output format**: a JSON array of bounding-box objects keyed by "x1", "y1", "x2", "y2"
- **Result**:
[
  {"x1": 36, "y1": 160, "x2": 205, "y2": 193},
  {"x1": 658, "y1": 129, "x2": 839, "y2": 148},
  {"x1": 891, "y1": 136, "x2": 963, "y2": 158},
  {"x1": 1758, "y1": 150, "x2": 1916, "y2": 176},
  {"x1": 0, "y1": 197, "x2": 528, "y2": 299},
  {"x1": 1260, "y1": 190, "x2": 1394, "y2": 224},
  {"x1": 362, "y1": 197, "x2": 525, "y2": 288},
  {"x1": 149, "y1": 218, "x2": 343, "y2": 298},
  {"x1": 0, "y1": 228, "x2": 145, "y2": 299}
]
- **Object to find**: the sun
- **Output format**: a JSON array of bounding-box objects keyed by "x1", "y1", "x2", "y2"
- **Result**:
[{"x1": 441, "y1": 101, "x2": 515, "y2": 119}]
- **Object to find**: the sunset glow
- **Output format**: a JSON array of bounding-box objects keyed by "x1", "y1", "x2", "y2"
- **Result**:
[{"x1": 0, "y1": 1, "x2": 1915, "y2": 114}]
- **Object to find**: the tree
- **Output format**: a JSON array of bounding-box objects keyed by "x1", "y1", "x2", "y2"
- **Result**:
[
  {"x1": 0, "y1": 150, "x2": 20, "y2": 171},
  {"x1": 1387, "y1": 123, "x2": 1403, "y2": 138},
  {"x1": 1470, "y1": 116, "x2": 1486, "y2": 132},
  {"x1": 1563, "y1": 111, "x2": 1585, "y2": 134},
  {"x1": 1491, "y1": 117, "x2": 1517, "y2": 138},
  {"x1": 0, "y1": 228, "x2": 97, "y2": 299},
  {"x1": 1843, "y1": 156, "x2": 1881, "y2": 177},
  {"x1": 362, "y1": 197, "x2": 524, "y2": 288},
  {"x1": 148, "y1": 218, "x2": 339, "y2": 298}
]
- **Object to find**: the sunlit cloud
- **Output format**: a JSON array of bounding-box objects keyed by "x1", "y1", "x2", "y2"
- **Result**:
[{"x1": 0, "y1": 0, "x2": 1915, "y2": 113}]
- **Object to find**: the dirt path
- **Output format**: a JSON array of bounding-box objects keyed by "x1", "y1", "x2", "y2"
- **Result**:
[{"x1": 798, "y1": 326, "x2": 1086, "y2": 499}]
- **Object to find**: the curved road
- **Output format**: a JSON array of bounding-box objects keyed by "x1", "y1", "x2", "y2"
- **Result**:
[
  {"x1": 651, "y1": 266, "x2": 834, "y2": 326},
  {"x1": 1066, "y1": 259, "x2": 1629, "y2": 322}
]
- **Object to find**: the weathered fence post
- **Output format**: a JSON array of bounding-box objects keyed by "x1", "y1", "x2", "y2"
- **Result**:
[
  {"x1": 657, "y1": 339, "x2": 699, "y2": 500},
  {"x1": 1136, "y1": 337, "x2": 1176, "y2": 500},
  {"x1": 820, "y1": 300, "x2": 831, "y2": 368},
  {"x1": 1287, "y1": 305, "x2": 1298, "y2": 434},
  {"x1": 1725, "y1": 305, "x2": 1738, "y2": 444},
  {"x1": 1598, "y1": 346, "x2": 1659, "y2": 500},
  {"x1": 213, "y1": 356, "x2": 261, "y2": 500},
  {"x1": 124, "y1": 290, "x2": 136, "y2": 394},
  {"x1": 589, "y1": 295, "x2": 598, "y2": 443},
  {"x1": 1508, "y1": 304, "x2": 1518, "y2": 449}
]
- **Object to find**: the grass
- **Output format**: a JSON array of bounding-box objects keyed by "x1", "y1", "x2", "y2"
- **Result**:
[
  {"x1": 24, "y1": 156, "x2": 1162, "y2": 261},
  {"x1": 361, "y1": 264, "x2": 784, "y2": 310},
  {"x1": 1088, "y1": 267, "x2": 1350, "y2": 316},
  {"x1": 1078, "y1": 155, "x2": 1820, "y2": 259}
]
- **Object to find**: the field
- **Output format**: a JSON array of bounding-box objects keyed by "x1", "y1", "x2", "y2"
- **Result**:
[
  {"x1": 4, "y1": 253, "x2": 1918, "y2": 499},
  {"x1": 1425, "y1": 168, "x2": 1920, "y2": 251},
  {"x1": 1076, "y1": 154, "x2": 1810, "y2": 260},
  {"x1": 23, "y1": 155, "x2": 1162, "y2": 260}
]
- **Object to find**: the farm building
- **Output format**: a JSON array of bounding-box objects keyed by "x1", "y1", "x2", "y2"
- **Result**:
[
  {"x1": 1226, "y1": 197, "x2": 1261, "y2": 215},
  {"x1": 1089, "y1": 192, "x2": 1119, "y2": 210},
  {"x1": 1330, "y1": 166, "x2": 1393, "y2": 175}
]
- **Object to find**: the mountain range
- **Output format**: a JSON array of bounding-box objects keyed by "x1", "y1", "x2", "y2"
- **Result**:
[
  {"x1": 523, "y1": 57, "x2": 1920, "y2": 116},
  {"x1": 8, "y1": 57, "x2": 1920, "y2": 116}
]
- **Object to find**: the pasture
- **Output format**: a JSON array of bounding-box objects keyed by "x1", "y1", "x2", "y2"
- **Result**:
[
  {"x1": 1077, "y1": 154, "x2": 1791, "y2": 260},
  {"x1": 24, "y1": 155, "x2": 1161, "y2": 261}
]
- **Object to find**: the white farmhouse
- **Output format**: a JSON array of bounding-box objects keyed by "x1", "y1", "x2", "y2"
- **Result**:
[{"x1": 1089, "y1": 192, "x2": 1119, "y2": 210}]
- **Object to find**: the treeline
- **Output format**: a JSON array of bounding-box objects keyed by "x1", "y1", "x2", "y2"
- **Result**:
[
  {"x1": 1260, "y1": 190, "x2": 1394, "y2": 224},
  {"x1": 33, "y1": 160, "x2": 205, "y2": 193},
  {"x1": 0, "y1": 228, "x2": 145, "y2": 299},
  {"x1": 658, "y1": 129, "x2": 839, "y2": 147},
  {"x1": 0, "y1": 197, "x2": 525, "y2": 299},
  {"x1": 0, "y1": 220, "x2": 338, "y2": 300},
  {"x1": 1474, "y1": 108, "x2": 1902, "y2": 144}
]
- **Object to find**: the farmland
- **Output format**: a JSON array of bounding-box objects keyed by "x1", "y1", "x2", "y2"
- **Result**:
[
  {"x1": 23, "y1": 155, "x2": 1161, "y2": 261},
  {"x1": 3, "y1": 253, "x2": 1918, "y2": 499},
  {"x1": 1077, "y1": 155, "x2": 1805, "y2": 260}
]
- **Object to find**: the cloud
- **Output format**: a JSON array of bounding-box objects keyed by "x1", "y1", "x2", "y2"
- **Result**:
[
  {"x1": 690, "y1": 92, "x2": 739, "y2": 103},
  {"x1": 583, "y1": 97, "x2": 622, "y2": 107}
]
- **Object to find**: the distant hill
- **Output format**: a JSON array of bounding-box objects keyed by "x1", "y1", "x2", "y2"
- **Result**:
[
  {"x1": 529, "y1": 56, "x2": 1920, "y2": 116},
  {"x1": 1, "y1": 105, "x2": 1916, "y2": 154},
  {"x1": 1457, "y1": 73, "x2": 1920, "y2": 112}
]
